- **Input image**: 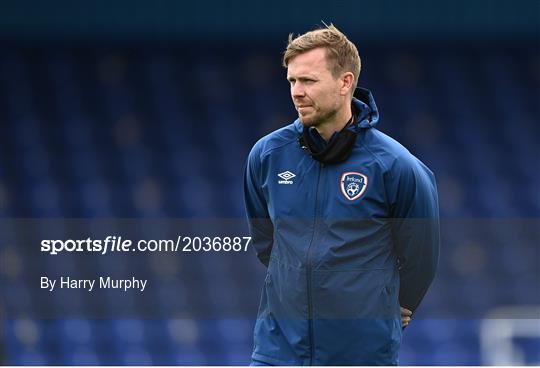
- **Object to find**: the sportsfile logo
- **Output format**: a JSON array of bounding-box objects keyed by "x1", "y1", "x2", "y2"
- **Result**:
[{"x1": 277, "y1": 171, "x2": 296, "y2": 184}]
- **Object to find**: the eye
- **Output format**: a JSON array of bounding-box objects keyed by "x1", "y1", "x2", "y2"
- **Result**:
[{"x1": 299, "y1": 78, "x2": 316, "y2": 85}]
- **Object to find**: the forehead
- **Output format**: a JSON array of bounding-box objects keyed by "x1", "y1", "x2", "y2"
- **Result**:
[{"x1": 287, "y1": 48, "x2": 331, "y2": 77}]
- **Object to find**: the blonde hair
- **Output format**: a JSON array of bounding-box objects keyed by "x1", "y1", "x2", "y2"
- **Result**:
[{"x1": 283, "y1": 24, "x2": 361, "y2": 92}]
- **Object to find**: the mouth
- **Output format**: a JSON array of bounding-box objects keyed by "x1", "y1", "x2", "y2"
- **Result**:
[{"x1": 296, "y1": 105, "x2": 312, "y2": 112}]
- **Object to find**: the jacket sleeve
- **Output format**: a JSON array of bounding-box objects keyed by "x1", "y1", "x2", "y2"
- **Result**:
[
  {"x1": 243, "y1": 142, "x2": 274, "y2": 267},
  {"x1": 387, "y1": 155, "x2": 440, "y2": 313}
]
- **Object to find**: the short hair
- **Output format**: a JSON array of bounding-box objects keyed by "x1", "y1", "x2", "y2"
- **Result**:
[{"x1": 283, "y1": 24, "x2": 361, "y2": 92}]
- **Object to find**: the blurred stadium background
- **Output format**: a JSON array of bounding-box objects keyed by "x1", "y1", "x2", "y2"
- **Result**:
[{"x1": 0, "y1": 0, "x2": 539, "y2": 365}]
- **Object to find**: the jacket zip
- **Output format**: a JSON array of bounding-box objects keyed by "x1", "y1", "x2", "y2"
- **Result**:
[{"x1": 306, "y1": 162, "x2": 323, "y2": 365}]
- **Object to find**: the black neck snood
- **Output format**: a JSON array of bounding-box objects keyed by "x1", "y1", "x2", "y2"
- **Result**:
[{"x1": 298, "y1": 115, "x2": 357, "y2": 165}]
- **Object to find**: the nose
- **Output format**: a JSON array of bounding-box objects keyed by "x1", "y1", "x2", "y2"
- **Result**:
[{"x1": 291, "y1": 82, "x2": 305, "y2": 98}]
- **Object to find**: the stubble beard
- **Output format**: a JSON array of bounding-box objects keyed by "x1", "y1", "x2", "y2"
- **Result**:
[{"x1": 299, "y1": 105, "x2": 339, "y2": 129}]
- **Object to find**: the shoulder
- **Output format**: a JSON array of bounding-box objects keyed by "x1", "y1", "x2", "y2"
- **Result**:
[
  {"x1": 248, "y1": 121, "x2": 301, "y2": 162},
  {"x1": 361, "y1": 128, "x2": 434, "y2": 178}
]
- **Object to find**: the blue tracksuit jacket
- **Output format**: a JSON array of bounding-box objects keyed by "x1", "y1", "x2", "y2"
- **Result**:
[{"x1": 244, "y1": 88, "x2": 439, "y2": 365}]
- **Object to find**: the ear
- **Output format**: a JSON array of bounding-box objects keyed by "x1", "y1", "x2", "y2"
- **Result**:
[{"x1": 339, "y1": 72, "x2": 355, "y2": 96}]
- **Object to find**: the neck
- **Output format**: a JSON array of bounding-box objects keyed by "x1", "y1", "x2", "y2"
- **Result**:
[{"x1": 314, "y1": 102, "x2": 353, "y2": 141}]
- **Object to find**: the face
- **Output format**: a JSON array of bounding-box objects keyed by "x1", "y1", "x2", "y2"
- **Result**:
[{"x1": 287, "y1": 48, "x2": 347, "y2": 128}]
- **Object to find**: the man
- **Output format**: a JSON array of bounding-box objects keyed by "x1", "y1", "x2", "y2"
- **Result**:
[{"x1": 244, "y1": 24, "x2": 439, "y2": 365}]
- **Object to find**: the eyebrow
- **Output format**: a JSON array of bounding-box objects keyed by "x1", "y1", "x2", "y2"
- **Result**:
[{"x1": 287, "y1": 75, "x2": 318, "y2": 82}]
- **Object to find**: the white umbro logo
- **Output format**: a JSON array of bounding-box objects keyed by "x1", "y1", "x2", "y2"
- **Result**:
[{"x1": 278, "y1": 171, "x2": 296, "y2": 184}]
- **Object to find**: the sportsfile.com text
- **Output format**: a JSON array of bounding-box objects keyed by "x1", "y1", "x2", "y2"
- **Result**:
[{"x1": 41, "y1": 236, "x2": 252, "y2": 255}]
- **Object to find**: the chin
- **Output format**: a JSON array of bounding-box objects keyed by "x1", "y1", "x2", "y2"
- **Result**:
[{"x1": 299, "y1": 115, "x2": 318, "y2": 127}]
